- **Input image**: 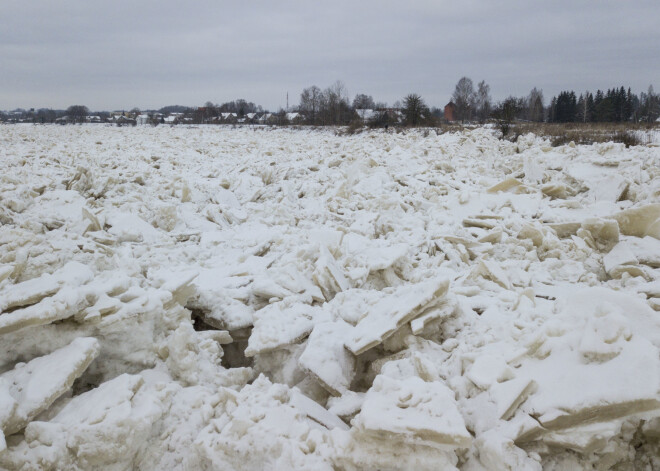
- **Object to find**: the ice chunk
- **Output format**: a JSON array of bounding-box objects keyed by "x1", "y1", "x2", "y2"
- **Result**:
[
  {"x1": 624, "y1": 236, "x2": 660, "y2": 267},
  {"x1": 107, "y1": 212, "x2": 162, "y2": 243},
  {"x1": 463, "y1": 218, "x2": 496, "y2": 230},
  {"x1": 245, "y1": 302, "x2": 317, "y2": 357},
  {"x1": 0, "y1": 379, "x2": 17, "y2": 452},
  {"x1": 518, "y1": 288, "x2": 660, "y2": 433},
  {"x1": 547, "y1": 221, "x2": 581, "y2": 238},
  {"x1": 353, "y1": 375, "x2": 471, "y2": 448},
  {"x1": 0, "y1": 262, "x2": 93, "y2": 313},
  {"x1": 591, "y1": 174, "x2": 629, "y2": 202},
  {"x1": 410, "y1": 295, "x2": 457, "y2": 335},
  {"x1": 517, "y1": 224, "x2": 544, "y2": 247},
  {"x1": 298, "y1": 320, "x2": 355, "y2": 396},
  {"x1": 489, "y1": 378, "x2": 537, "y2": 420},
  {"x1": 474, "y1": 431, "x2": 542, "y2": 471},
  {"x1": 1, "y1": 337, "x2": 100, "y2": 435},
  {"x1": 313, "y1": 246, "x2": 349, "y2": 299},
  {"x1": 542, "y1": 183, "x2": 569, "y2": 199},
  {"x1": 0, "y1": 284, "x2": 94, "y2": 335},
  {"x1": 10, "y1": 374, "x2": 167, "y2": 470},
  {"x1": 194, "y1": 375, "x2": 337, "y2": 470},
  {"x1": 469, "y1": 260, "x2": 512, "y2": 290},
  {"x1": 290, "y1": 390, "x2": 349, "y2": 431},
  {"x1": 327, "y1": 391, "x2": 365, "y2": 419},
  {"x1": 580, "y1": 218, "x2": 619, "y2": 250},
  {"x1": 467, "y1": 355, "x2": 514, "y2": 390},
  {"x1": 541, "y1": 421, "x2": 622, "y2": 454},
  {"x1": 487, "y1": 178, "x2": 527, "y2": 194},
  {"x1": 250, "y1": 276, "x2": 293, "y2": 300},
  {"x1": 578, "y1": 309, "x2": 632, "y2": 362},
  {"x1": 612, "y1": 203, "x2": 660, "y2": 239},
  {"x1": 34, "y1": 373, "x2": 144, "y2": 429},
  {"x1": 0, "y1": 274, "x2": 60, "y2": 312},
  {"x1": 0, "y1": 265, "x2": 14, "y2": 284},
  {"x1": 345, "y1": 279, "x2": 449, "y2": 355},
  {"x1": 603, "y1": 241, "x2": 638, "y2": 277}
]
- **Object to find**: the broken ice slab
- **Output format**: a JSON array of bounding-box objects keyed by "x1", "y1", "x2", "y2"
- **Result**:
[
  {"x1": 517, "y1": 224, "x2": 544, "y2": 247},
  {"x1": 17, "y1": 373, "x2": 167, "y2": 470},
  {"x1": 196, "y1": 297, "x2": 255, "y2": 331},
  {"x1": 29, "y1": 373, "x2": 144, "y2": 430},
  {"x1": 244, "y1": 302, "x2": 318, "y2": 357},
  {"x1": 590, "y1": 174, "x2": 629, "y2": 202},
  {"x1": 327, "y1": 391, "x2": 365, "y2": 420},
  {"x1": 345, "y1": 279, "x2": 449, "y2": 355},
  {"x1": 313, "y1": 246, "x2": 350, "y2": 300},
  {"x1": 542, "y1": 183, "x2": 570, "y2": 199},
  {"x1": 197, "y1": 329, "x2": 233, "y2": 345},
  {"x1": 0, "y1": 286, "x2": 95, "y2": 335},
  {"x1": 150, "y1": 270, "x2": 199, "y2": 307},
  {"x1": 0, "y1": 262, "x2": 93, "y2": 313},
  {"x1": 535, "y1": 397, "x2": 660, "y2": 434},
  {"x1": 612, "y1": 203, "x2": 660, "y2": 239},
  {"x1": 352, "y1": 375, "x2": 472, "y2": 449},
  {"x1": 603, "y1": 241, "x2": 638, "y2": 277},
  {"x1": 463, "y1": 218, "x2": 496, "y2": 230},
  {"x1": 410, "y1": 295, "x2": 458, "y2": 335},
  {"x1": 469, "y1": 260, "x2": 512, "y2": 290},
  {"x1": 580, "y1": 218, "x2": 619, "y2": 250},
  {"x1": 546, "y1": 221, "x2": 581, "y2": 239},
  {"x1": 487, "y1": 178, "x2": 528, "y2": 194},
  {"x1": 289, "y1": 390, "x2": 349, "y2": 431},
  {"x1": 0, "y1": 379, "x2": 17, "y2": 452},
  {"x1": 540, "y1": 420, "x2": 622, "y2": 454},
  {"x1": 478, "y1": 228, "x2": 503, "y2": 244},
  {"x1": 250, "y1": 276, "x2": 293, "y2": 300},
  {"x1": 1, "y1": 337, "x2": 100, "y2": 436},
  {"x1": 489, "y1": 378, "x2": 537, "y2": 421},
  {"x1": 0, "y1": 265, "x2": 13, "y2": 284},
  {"x1": 466, "y1": 355, "x2": 514, "y2": 390},
  {"x1": 0, "y1": 275, "x2": 59, "y2": 313},
  {"x1": 522, "y1": 332, "x2": 660, "y2": 433},
  {"x1": 623, "y1": 236, "x2": 660, "y2": 267},
  {"x1": 298, "y1": 320, "x2": 356, "y2": 396}
]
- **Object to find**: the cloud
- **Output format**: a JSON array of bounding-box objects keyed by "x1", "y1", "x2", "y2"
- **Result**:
[{"x1": 1, "y1": 0, "x2": 658, "y2": 110}]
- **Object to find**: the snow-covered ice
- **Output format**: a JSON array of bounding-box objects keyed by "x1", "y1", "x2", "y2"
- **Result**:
[{"x1": 1, "y1": 124, "x2": 660, "y2": 470}]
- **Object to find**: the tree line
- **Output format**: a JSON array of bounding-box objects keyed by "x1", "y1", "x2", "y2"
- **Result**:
[
  {"x1": 3, "y1": 79, "x2": 659, "y2": 126},
  {"x1": 548, "y1": 86, "x2": 659, "y2": 123}
]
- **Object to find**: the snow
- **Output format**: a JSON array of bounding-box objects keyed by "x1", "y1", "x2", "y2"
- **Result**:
[{"x1": 1, "y1": 124, "x2": 660, "y2": 469}]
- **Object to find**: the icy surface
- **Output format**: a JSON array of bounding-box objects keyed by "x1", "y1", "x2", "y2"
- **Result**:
[{"x1": 1, "y1": 125, "x2": 660, "y2": 470}]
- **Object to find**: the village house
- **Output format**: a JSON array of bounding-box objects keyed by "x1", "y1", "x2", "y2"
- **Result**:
[
  {"x1": 444, "y1": 102, "x2": 456, "y2": 122},
  {"x1": 286, "y1": 112, "x2": 304, "y2": 124}
]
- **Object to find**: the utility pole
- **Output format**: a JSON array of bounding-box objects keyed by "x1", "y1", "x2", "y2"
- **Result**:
[{"x1": 286, "y1": 92, "x2": 289, "y2": 112}]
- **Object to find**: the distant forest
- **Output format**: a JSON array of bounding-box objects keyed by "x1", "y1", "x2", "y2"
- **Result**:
[{"x1": 2, "y1": 77, "x2": 659, "y2": 126}]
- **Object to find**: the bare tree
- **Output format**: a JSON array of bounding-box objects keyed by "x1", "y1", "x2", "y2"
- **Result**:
[
  {"x1": 493, "y1": 97, "x2": 523, "y2": 138},
  {"x1": 452, "y1": 77, "x2": 476, "y2": 122},
  {"x1": 475, "y1": 80, "x2": 492, "y2": 123},
  {"x1": 66, "y1": 105, "x2": 89, "y2": 124},
  {"x1": 325, "y1": 80, "x2": 350, "y2": 125},
  {"x1": 36, "y1": 108, "x2": 56, "y2": 123},
  {"x1": 527, "y1": 88, "x2": 545, "y2": 122},
  {"x1": 299, "y1": 86, "x2": 322, "y2": 124},
  {"x1": 352, "y1": 94, "x2": 376, "y2": 110}
]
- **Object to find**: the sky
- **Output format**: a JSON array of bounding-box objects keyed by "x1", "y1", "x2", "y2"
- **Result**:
[{"x1": 1, "y1": 0, "x2": 659, "y2": 111}]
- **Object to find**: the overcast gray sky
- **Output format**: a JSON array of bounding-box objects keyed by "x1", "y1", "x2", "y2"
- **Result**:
[{"x1": 1, "y1": 0, "x2": 658, "y2": 111}]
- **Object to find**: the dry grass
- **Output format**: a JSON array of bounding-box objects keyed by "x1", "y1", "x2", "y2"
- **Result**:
[{"x1": 507, "y1": 122, "x2": 659, "y2": 147}]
